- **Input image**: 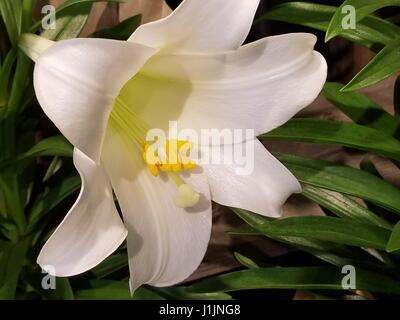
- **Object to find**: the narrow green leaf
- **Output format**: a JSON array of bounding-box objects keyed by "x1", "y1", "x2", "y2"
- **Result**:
[
  {"x1": 0, "y1": 0, "x2": 21, "y2": 45},
  {"x1": 230, "y1": 210, "x2": 391, "y2": 269},
  {"x1": 259, "y1": 2, "x2": 400, "y2": 50},
  {"x1": 55, "y1": 0, "x2": 122, "y2": 13},
  {"x1": 75, "y1": 280, "x2": 164, "y2": 300},
  {"x1": 359, "y1": 158, "x2": 397, "y2": 220},
  {"x1": 46, "y1": 278, "x2": 75, "y2": 300},
  {"x1": 28, "y1": 175, "x2": 80, "y2": 229},
  {"x1": 21, "y1": 135, "x2": 73, "y2": 159},
  {"x1": 275, "y1": 153, "x2": 400, "y2": 215},
  {"x1": 28, "y1": 176, "x2": 81, "y2": 230},
  {"x1": 0, "y1": 238, "x2": 30, "y2": 299},
  {"x1": 386, "y1": 221, "x2": 400, "y2": 252},
  {"x1": 326, "y1": 0, "x2": 400, "y2": 41},
  {"x1": 0, "y1": 174, "x2": 26, "y2": 234},
  {"x1": 234, "y1": 252, "x2": 259, "y2": 269},
  {"x1": 21, "y1": 0, "x2": 34, "y2": 33},
  {"x1": 152, "y1": 287, "x2": 233, "y2": 300},
  {"x1": 302, "y1": 185, "x2": 392, "y2": 230},
  {"x1": 6, "y1": 50, "x2": 31, "y2": 116},
  {"x1": 92, "y1": 14, "x2": 141, "y2": 40},
  {"x1": 91, "y1": 253, "x2": 128, "y2": 279},
  {"x1": 260, "y1": 118, "x2": 400, "y2": 162},
  {"x1": 235, "y1": 210, "x2": 390, "y2": 250},
  {"x1": 343, "y1": 39, "x2": 400, "y2": 91},
  {"x1": 186, "y1": 267, "x2": 400, "y2": 295},
  {"x1": 228, "y1": 225, "x2": 262, "y2": 236},
  {"x1": 0, "y1": 15, "x2": 10, "y2": 63},
  {"x1": 0, "y1": 48, "x2": 17, "y2": 107},
  {"x1": 322, "y1": 82, "x2": 400, "y2": 137},
  {"x1": 42, "y1": 156, "x2": 63, "y2": 182}
]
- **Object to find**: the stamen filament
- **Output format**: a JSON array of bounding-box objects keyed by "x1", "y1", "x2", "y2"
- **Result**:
[{"x1": 167, "y1": 172, "x2": 184, "y2": 187}]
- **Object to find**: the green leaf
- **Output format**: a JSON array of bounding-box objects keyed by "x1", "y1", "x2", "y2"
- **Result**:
[
  {"x1": 0, "y1": 238, "x2": 30, "y2": 299},
  {"x1": 6, "y1": 50, "x2": 31, "y2": 116},
  {"x1": 326, "y1": 0, "x2": 400, "y2": 41},
  {"x1": 394, "y1": 75, "x2": 400, "y2": 118},
  {"x1": 152, "y1": 287, "x2": 233, "y2": 300},
  {"x1": 92, "y1": 14, "x2": 141, "y2": 40},
  {"x1": 259, "y1": 2, "x2": 400, "y2": 50},
  {"x1": 234, "y1": 252, "x2": 259, "y2": 269},
  {"x1": 359, "y1": 158, "x2": 397, "y2": 220},
  {"x1": 42, "y1": 156, "x2": 63, "y2": 182},
  {"x1": 234, "y1": 210, "x2": 390, "y2": 250},
  {"x1": 386, "y1": 221, "x2": 400, "y2": 252},
  {"x1": 302, "y1": 185, "x2": 392, "y2": 230},
  {"x1": 0, "y1": 174, "x2": 26, "y2": 234},
  {"x1": 45, "y1": 278, "x2": 75, "y2": 300},
  {"x1": 21, "y1": 0, "x2": 35, "y2": 33},
  {"x1": 28, "y1": 176, "x2": 80, "y2": 229},
  {"x1": 21, "y1": 135, "x2": 73, "y2": 159},
  {"x1": 75, "y1": 280, "x2": 164, "y2": 300},
  {"x1": 91, "y1": 253, "x2": 128, "y2": 278},
  {"x1": 275, "y1": 153, "x2": 400, "y2": 215},
  {"x1": 343, "y1": 39, "x2": 400, "y2": 91},
  {"x1": 0, "y1": 48, "x2": 17, "y2": 107},
  {"x1": 185, "y1": 267, "x2": 400, "y2": 295},
  {"x1": 230, "y1": 210, "x2": 392, "y2": 269},
  {"x1": 260, "y1": 118, "x2": 400, "y2": 162},
  {"x1": 322, "y1": 82, "x2": 400, "y2": 137},
  {"x1": 0, "y1": 0, "x2": 22, "y2": 45}
]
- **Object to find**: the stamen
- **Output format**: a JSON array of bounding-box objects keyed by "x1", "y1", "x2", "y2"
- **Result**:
[
  {"x1": 109, "y1": 95, "x2": 199, "y2": 208},
  {"x1": 144, "y1": 142, "x2": 200, "y2": 208}
]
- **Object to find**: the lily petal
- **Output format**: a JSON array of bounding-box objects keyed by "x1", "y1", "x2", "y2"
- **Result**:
[
  {"x1": 34, "y1": 38, "x2": 156, "y2": 162},
  {"x1": 129, "y1": 0, "x2": 260, "y2": 52},
  {"x1": 37, "y1": 149, "x2": 127, "y2": 277},
  {"x1": 120, "y1": 33, "x2": 327, "y2": 140},
  {"x1": 102, "y1": 127, "x2": 212, "y2": 291},
  {"x1": 203, "y1": 140, "x2": 301, "y2": 217}
]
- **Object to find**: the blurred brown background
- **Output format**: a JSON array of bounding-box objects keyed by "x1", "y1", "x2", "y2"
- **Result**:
[{"x1": 33, "y1": 0, "x2": 400, "y2": 290}]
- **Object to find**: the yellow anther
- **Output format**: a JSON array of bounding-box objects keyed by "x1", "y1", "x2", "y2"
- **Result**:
[
  {"x1": 147, "y1": 164, "x2": 159, "y2": 177},
  {"x1": 143, "y1": 139, "x2": 196, "y2": 175}
]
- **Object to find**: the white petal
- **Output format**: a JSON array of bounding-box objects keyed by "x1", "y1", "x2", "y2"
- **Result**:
[
  {"x1": 202, "y1": 140, "x2": 301, "y2": 217},
  {"x1": 37, "y1": 149, "x2": 127, "y2": 277},
  {"x1": 129, "y1": 0, "x2": 260, "y2": 52},
  {"x1": 120, "y1": 33, "x2": 327, "y2": 139},
  {"x1": 33, "y1": 38, "x2": 156, "y2": 162},
  {"x1": 102, "y1": 127, "x2": 212, "y2": 291}
]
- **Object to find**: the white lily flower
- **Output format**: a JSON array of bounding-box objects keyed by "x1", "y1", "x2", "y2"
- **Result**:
[{"x1": 31, "y1": 0, "x2": 327, "y2": 291}]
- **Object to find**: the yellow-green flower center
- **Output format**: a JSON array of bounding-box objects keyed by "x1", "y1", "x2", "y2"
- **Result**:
[{"x1": 109, "y1": 95, "x2": 199, "y2": 208}]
